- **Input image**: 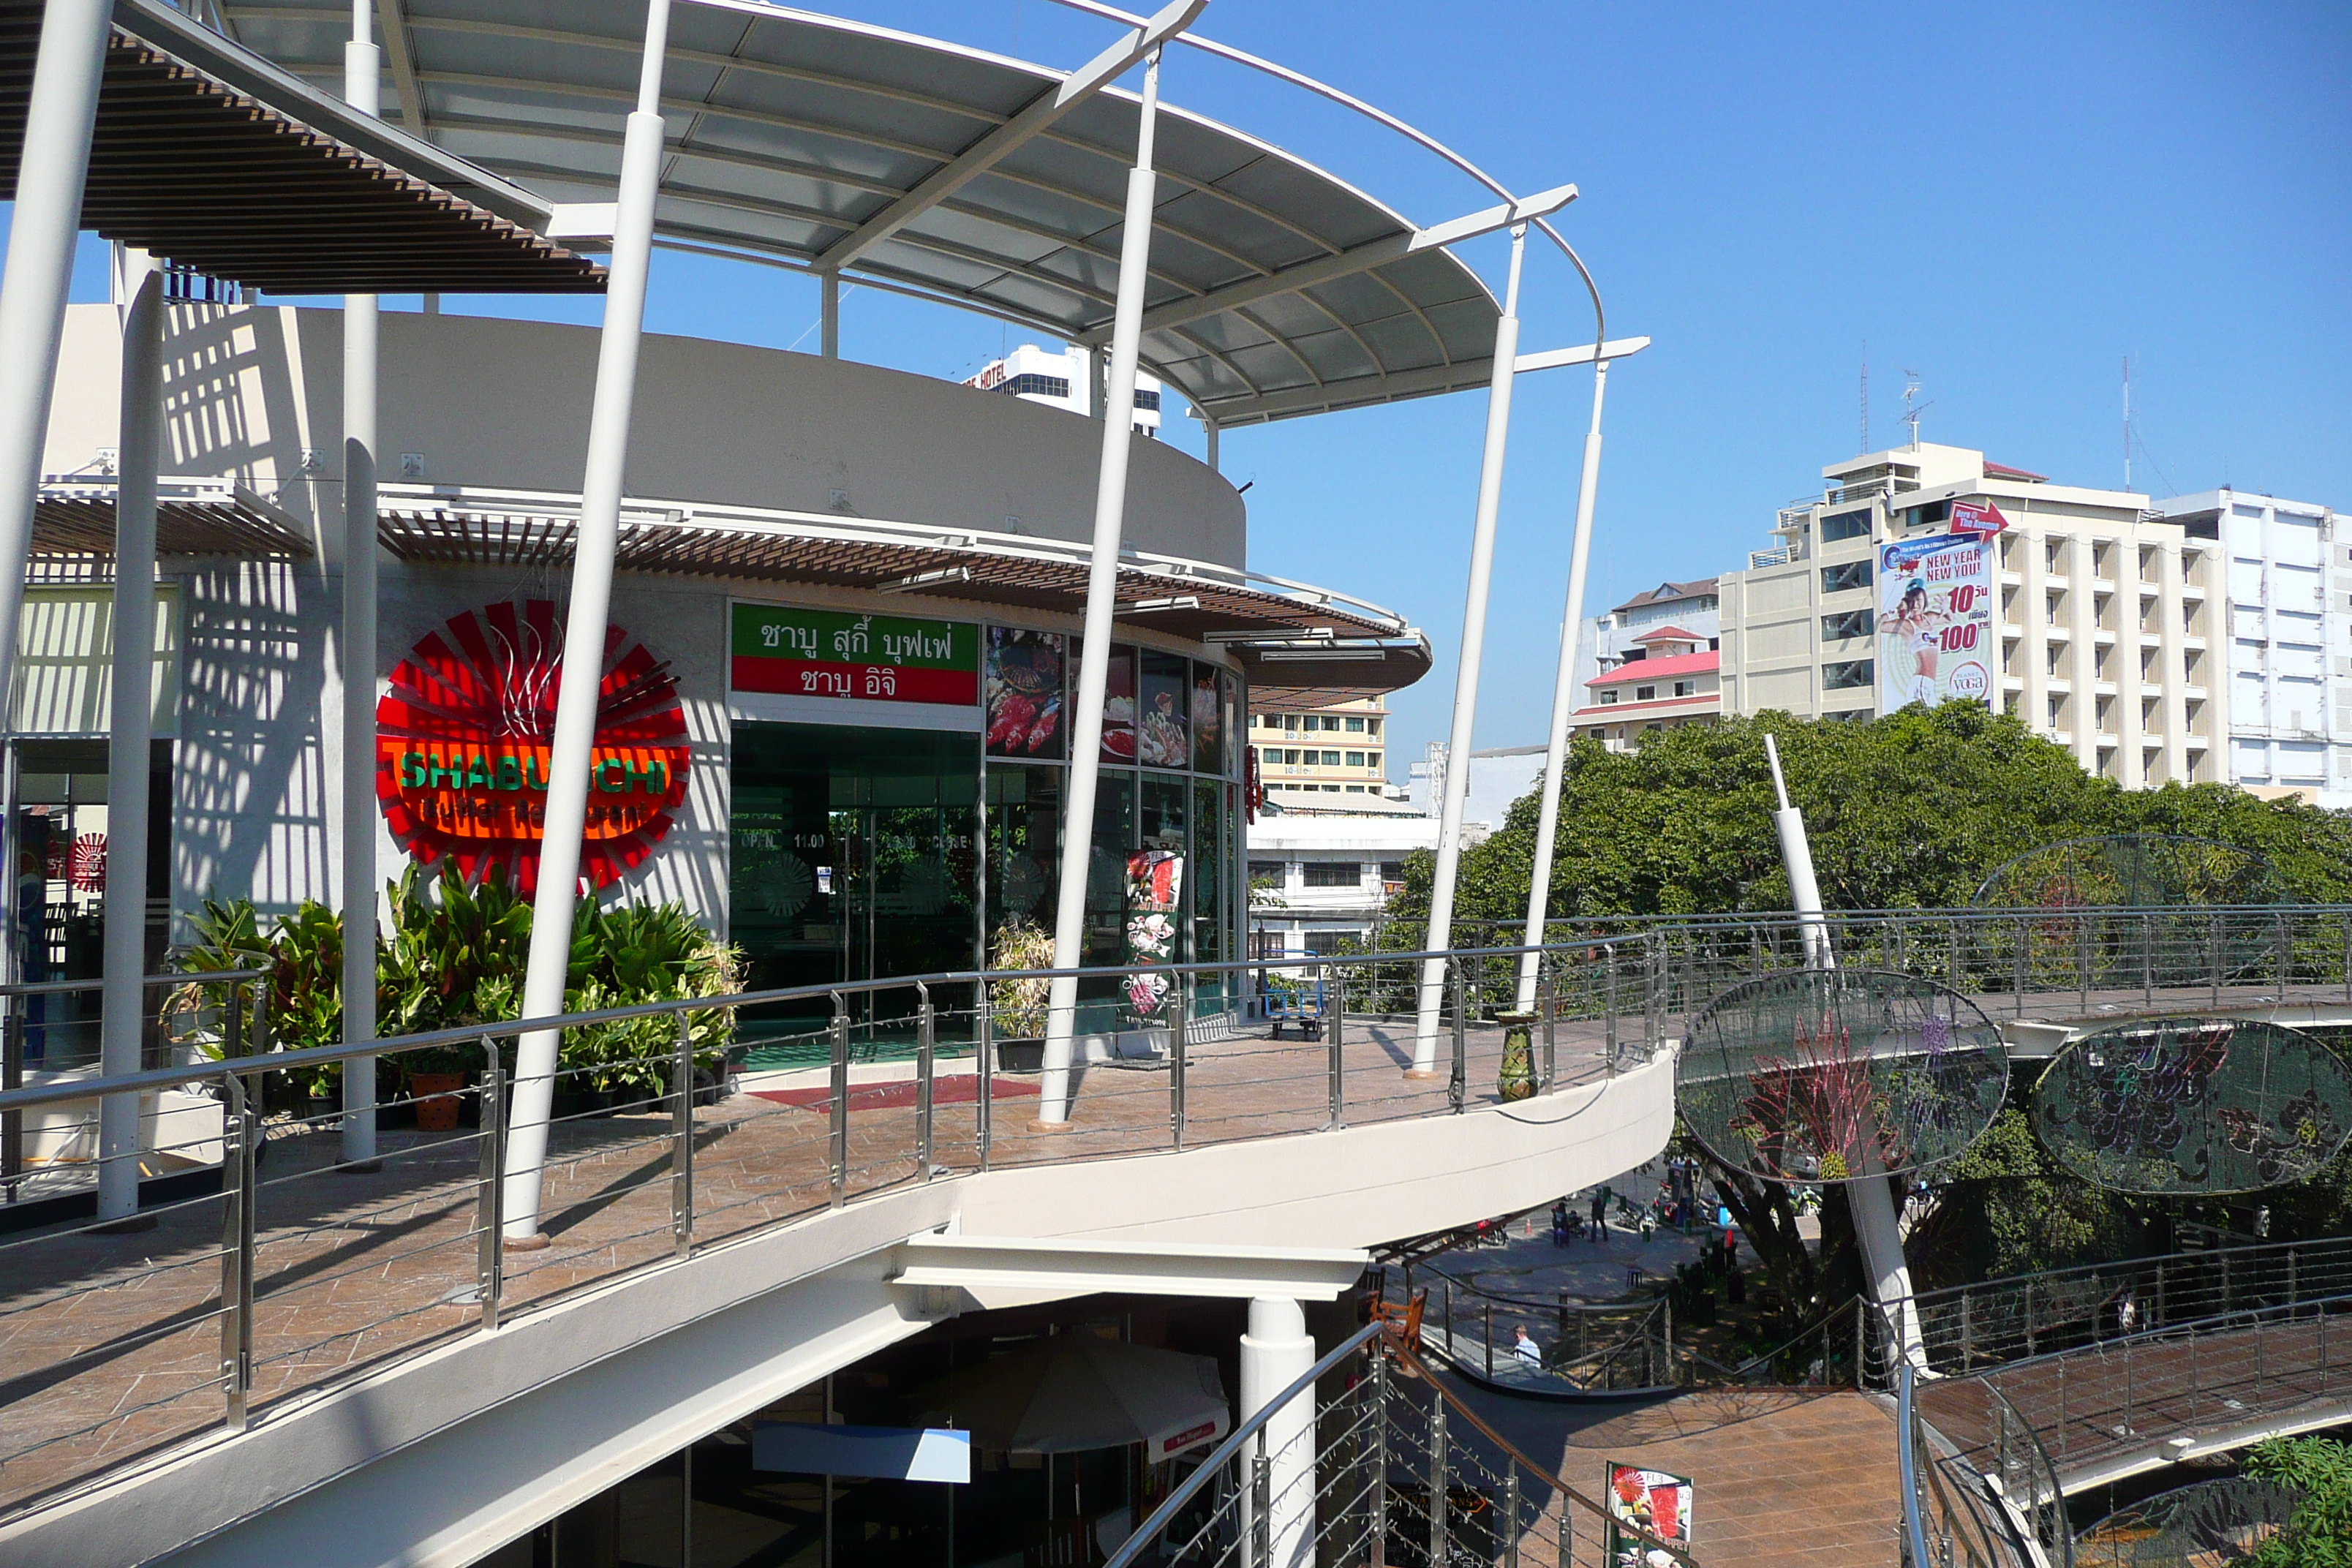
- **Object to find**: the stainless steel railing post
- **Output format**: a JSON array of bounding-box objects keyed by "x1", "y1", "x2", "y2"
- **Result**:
[
  {"x1": 829, "y1": 997, "x2": 849, "y2": 1208},
  {"x1": 1169, "y1": 970, "x2": 1188, "y2": 1153},
  {"x1": 915, "y1": 981, "x2": 935, "y2": 1180},
  {"x1": 218, "y1": 1074, "x2": 254, "y2": 1433},
  {"x1": 2, "y1": 998, "x2": 20, "y2": 1204},
  {"x1": 1484, "y1": 1301, "x2": 1494, "y2": 1378},
  {"x1": 1368, "y1": 1344, "x2": 1389, "y2": 1568},
  {"x1": 1251, "y1": 1446, "x2": 1272, "y2": 1568},
  {"x1": 478, "y1": 1037, "x2": 504, "y2": 1330},
  {"x1": 673, "y1": 1012, "x2": 695, "y2": 1258},
  {"x1": 1426, "y1": 1395, "x2": 1447, "y2": 1568},
  {"x1": 1537, "y1": 960, "x2": 1556, "y2": 1091},
  {"x1": 1326, "y1": 962, "x2": 1346, "y2": 1131},
  {"x1": 1501, "y1": 1465, "x2": 1519, "y2": 1568},
  {"x1": 1447, "y1": 959, "x2": 1466, "y2": 1113},
  {"x1": 978, "y1": 972, "x2": 995, "y2": 1172},
  {"x1": 1603, "y1": 943, "x2": 1618, "y2": 1071},
  {"x1": 2211, "y1": 911, "x2": 2223, "y2": 1007}
]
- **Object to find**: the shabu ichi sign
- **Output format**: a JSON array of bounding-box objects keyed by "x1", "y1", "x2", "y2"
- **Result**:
[{"x1": 376, "y1": 600, "x2": 691, "y2": 893}]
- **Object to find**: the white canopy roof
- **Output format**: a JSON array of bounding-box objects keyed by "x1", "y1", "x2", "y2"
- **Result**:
[{"x1": 212, "y1": 0, "x2": 1509, "y2": 426}]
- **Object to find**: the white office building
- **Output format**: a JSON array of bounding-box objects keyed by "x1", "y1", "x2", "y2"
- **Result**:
[
  {"x1": 963, "y1": 341, "x2": 1165, "y2": 435},
  {"x1": 1719, "y1": 442, "x2": 2223, "y2": 787},
  {"x1": 1245, "y1": 797, "x2": 1439, "y2": 955},
  {"x1": 2156, "y1": 489, "x2": 2349, "y2": 807}
]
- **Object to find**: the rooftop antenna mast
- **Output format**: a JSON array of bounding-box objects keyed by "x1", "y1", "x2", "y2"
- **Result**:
[
  {"x1": 1859, "y1": 342, "x2": 1869, "y2": 454},
  {"x1": 1900, "y1": 371, "x2": 1927, "y2": 449}
]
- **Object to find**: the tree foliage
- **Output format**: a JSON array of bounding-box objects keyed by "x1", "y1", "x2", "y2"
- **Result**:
[
  {"x1": 2243, "y1": 1436, "x2": 2352, "y2": 1567},
  {"x1": 1387, "y1": 706, "x2": 2352, "y2": 929}
]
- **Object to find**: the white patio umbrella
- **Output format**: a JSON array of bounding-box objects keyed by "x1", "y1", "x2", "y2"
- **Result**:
[{"x1": 922, "y1": 1335, "x2": 1229, "y2": 1458}]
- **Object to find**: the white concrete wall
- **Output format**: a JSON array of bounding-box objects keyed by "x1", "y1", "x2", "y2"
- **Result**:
[{"x1": 45, "y1": 303, "x2": 1245, "y2": 568}]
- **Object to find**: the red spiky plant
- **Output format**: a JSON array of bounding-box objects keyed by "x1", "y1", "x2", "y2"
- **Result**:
[{"x1": 1733, "y1": 1005, "x2": 1886, "y2": 1181}]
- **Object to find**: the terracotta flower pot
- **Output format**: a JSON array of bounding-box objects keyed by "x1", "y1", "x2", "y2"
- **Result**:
[{"x1": 410, "y1": 1071, "x2": 467, "y2": 1132}]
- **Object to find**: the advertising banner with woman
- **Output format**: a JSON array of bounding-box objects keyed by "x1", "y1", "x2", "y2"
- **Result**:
[{"x1": 1877, "y1": 532, "x2": 1993, "y2": 712}]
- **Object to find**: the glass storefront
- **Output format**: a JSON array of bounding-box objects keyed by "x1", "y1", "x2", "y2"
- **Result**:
[{"x1": 726, "y1": 611, "x2": 1242, "y2": 1069}]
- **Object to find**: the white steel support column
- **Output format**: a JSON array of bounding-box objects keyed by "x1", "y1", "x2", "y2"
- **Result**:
[
  {"x1": 341, "y1": 4, "x2": 383, "y2": 1167},
  {"x1": 0, "y1": 0, "x2": 113, "y2": 712},
  {"x1": 819, "y1": 271, "x2": 839, "y2": 359},
  {"x1": 504, "y1": 0, "x2": 672, "y2": 1241},
  {"x1": 1764, "y1": 734, "x2": 1831, "y2": 971},
  {"x1": 96, "y1": 252, "x2": 163, "y2": 1225},
  {"x1": 1201, "y1": 417, "x2": 1218, "y2": 474},
  {"x1": 1038, "y1": 49, "x2": 1164, "y2": 1124},
  {"x1": 1410, "y1": 227, "x2": 1527, "y2": 1074},
  {"x1": 1513, "y1": 358, "x2": 1610, "y2": 1012},
  {"x1": 1239, "y1": 1297, "x2": 1316, "y2": 1568}
]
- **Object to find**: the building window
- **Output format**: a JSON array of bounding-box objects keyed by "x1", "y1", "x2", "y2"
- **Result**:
[
  {"x1": 1820, "y1": 508, "x2": 1871, "y2": 543},
  {"x1": 1635, "y1": 685, "x2": 1656, "y2": 702},
  {"x1": 1322, "y1": 716, "x2": 1341, "y2": 731},
  {"x1": 1322, "y1": 750, "x2": 1341, "y2": 766},
  {"x1": 1284, "y1": 749, "x2": 1301, "y2": 765},
  {"x1": 1365, "y1": 718, "x2": 1382, "y2": 737},
  {"x1": 1303, "y1": 862, "x2": 1360, "y2": 888},
  {"x1": 1599, "y1": 690, "x2": 1618, "y2": 705},
  {"x1": 1379, "y1": 862, "x2": 1404, "y2": 883},
  {"x1": 999, "y1": 372, "x2": 1073, "y2": 399},
  {"x1": 1823, "y1": 660, "x2": 1874, "y2": 692},
  {"x1": 1132, "y1": 388, "x2": 1161, "y2": 412},
  {"x1": 2048, "y1": 694, "x2": 2066, "y2": 728},
  {"x1": 1821, "y1": 608, "x2": 1872, "y2": 641},
  {"x1": 1820, "y1": 560, "x2": 1873, "y2": 594},
  {"x1": 1345, "y1": 751, "x2": 1365, "y2": 767},
  {"x1": 1823, "y1": 659, "x2": 1873, "y2": 690},
  {"x1": 1248, "y1": 860, "x2": 1286, "y2": 882},
  {"x1": 1366, "y1": 750, "x2": 1380, "y2": 770},
  {"x1": 2003, "y1": 690, "x2": 2020, "y2": 717},
  {"x1": 2047, "y1": 591, "x2": 2065, "y2": 625},
  {"x1": 1345, "y1": 716, "x2": 1366, "y2": 732},
  {"x1": 1673, "y1": 681, "x2": 1694, "y2": 697}
]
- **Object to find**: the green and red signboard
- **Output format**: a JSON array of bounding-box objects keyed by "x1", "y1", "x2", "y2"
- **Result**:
[{"x1": 731, "y1": 603, "x2": 979, "y2": 706}]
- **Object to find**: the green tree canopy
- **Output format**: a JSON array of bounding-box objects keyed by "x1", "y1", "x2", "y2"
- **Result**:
[
  {"x1": 1390, "y1": 705, "x2": 2352, "y2": 927},
  {"x1": 2244, "y1": 1436, "x2": 2352, "y2": 1567}
]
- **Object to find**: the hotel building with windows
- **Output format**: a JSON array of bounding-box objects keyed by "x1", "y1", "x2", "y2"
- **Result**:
[
  {"x1": 1719, "y1": 442, "x2": 2223, "y2": 786},
  {"x1": 1246, "y1": 696, "x2": 1395, "y2": 800}
]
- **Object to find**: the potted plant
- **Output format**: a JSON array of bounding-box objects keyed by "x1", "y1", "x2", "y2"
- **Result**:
[
  {"x1": 988, "y1": 920, "x2": 1055, "y2": 1072},
  {"x1": 402, "y1": 1040, "x2": 475, "y2": 1132}
]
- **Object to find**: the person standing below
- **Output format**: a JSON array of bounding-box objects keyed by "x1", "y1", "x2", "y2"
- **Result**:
[
  {"x1": 1512, "y1": 1324, "x2": 1542, "y2": 1366},
  {"x1": 1589, "y1": 1186, "x2": 1612, "y2": 1242}
]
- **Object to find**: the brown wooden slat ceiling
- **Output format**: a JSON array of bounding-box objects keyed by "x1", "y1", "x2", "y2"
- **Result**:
[{"x1": 0, "y1": 3, "x2": 604, "y2": 293}]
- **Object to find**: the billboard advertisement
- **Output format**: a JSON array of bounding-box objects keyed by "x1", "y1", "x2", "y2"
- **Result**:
[
  {"x1": 1605, "y1": 1463, "x2": 1693, "y2": 1566},
  {"x1": 1877, "y1": 532, "x2": 1993, "y2": 711}
]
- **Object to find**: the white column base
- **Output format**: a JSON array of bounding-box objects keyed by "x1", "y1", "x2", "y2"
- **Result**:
[{"x1": 1240, "y1": 1297, "x2": 1316, "y2": 1568}]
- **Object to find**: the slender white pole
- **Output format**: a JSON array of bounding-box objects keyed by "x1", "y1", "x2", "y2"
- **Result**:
[
  {"x1": 1038, "y1": 50, "x2": 1164, "y2": 1125},
  {"x1": 96, "y1": 253, "x2": 163, "y2": 1225},
  {"x1": 504, "y1": 0, "x2": 672, "y2": 1240},
  {"x1": 1409, "y1": 227, "x2": 1527, "y2": 1074},
  {"x1": 1763, "y1": 733, "x2": 1832, "y2": 971},
  {"x1": 1512, "y1": 359, "x2": 1609, "y2": 1012},
  {"x1": 0, "y1": 0, "x2": 113, "y2": 714},
  {"x1": 1202, "y1": 417, "x2": 1218, "y2": 474},
  {"x1": 341, "y1": 2, "x2": 382, "y2": 1168},
  {"x1": 820, "y1": 271, "x2": 839, "y2": 359}
]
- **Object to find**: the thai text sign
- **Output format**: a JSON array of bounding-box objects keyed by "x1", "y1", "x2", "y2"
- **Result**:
[
  {"x1": 731, "y1": 604, "x2": 979, "y2": 706},
  {"x1": 1877, "y1": 532, "x2": 1993, "y2": 712}
]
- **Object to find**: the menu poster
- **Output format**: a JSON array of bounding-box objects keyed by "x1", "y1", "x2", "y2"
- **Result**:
[
  {"x1": 984, "y1": 627, "x2": 1066, "y2": 760},
  {"x1": 1139, "y1": 650, "x2": 1189, "y2": 769},
  {"x1": 1123, "y1": 849, "x2": 1183, "y2": 1019},
  {"x1": 1191, "y1": 666, "x2": 1222, "y2": 775},
  {"x1": 1605, "y1": 1463, "x2": 1693, "y2": 1567},
  {"x1": 1097, "y1": 645, "x2": 1139, "y2": 764}
]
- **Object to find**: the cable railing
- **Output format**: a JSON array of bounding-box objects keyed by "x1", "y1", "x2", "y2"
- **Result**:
[
  {"x1": 1900, "y1": 1365, "x2": 2070, "y2": 1568},
  {"x1": 1102, "y1": 1321, "x2": 1697, "y2": 1568},
  {"x1": 0, "y1": 935, "x2": 1662, "y2": 1521}
]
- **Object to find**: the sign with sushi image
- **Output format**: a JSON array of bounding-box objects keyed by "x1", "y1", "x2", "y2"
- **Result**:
[{"x1": 984, "y1": 627, "x2": 1066, "y2": 759}]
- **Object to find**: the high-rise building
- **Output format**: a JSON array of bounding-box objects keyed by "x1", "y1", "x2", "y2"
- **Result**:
[
  {"x1": 962, "y1": 341, "x2": 1164, "y2": 435},
  {"x1": 1719, "y1": 442, "x2": 2223, "y2": 786},
  {"x1": 2155, "y1": 489, "x2": 2348, "y2": 807},
  {"x1": 1247, "y1": 695, "x2": 1396, "y2": 800}
]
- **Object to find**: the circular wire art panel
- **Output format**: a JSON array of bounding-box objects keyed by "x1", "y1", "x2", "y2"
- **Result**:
[
  {"x1": 1677, "y1": 969, "x2": 2008, "y2": 1183},
  {"x1": 2074, "y1": 1476, "x2": 2299, "y2": 1567},
  {"x1": 2032, "y1": 1017, "x2": 2352, "y2": 1194},
  {"x1": 1972, "y1": 834, "x2": 2291, "y2": 909}
]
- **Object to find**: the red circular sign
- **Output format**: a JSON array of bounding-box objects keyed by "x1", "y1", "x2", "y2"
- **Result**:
[{"x1": 375, "y1": 600, "x2": 690, "y2": 894}]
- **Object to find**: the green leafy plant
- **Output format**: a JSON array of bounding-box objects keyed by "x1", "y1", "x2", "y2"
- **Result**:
[
  {"x1": 2242, "y1": 1436, "x2": 2351, "y2": 1567},
  {"x1": 988, "y1": 920, "x2": 1055, "y2": 1040},
  {"x1": 162, "y1": 897, "x2": 269, "y2": 1065}
]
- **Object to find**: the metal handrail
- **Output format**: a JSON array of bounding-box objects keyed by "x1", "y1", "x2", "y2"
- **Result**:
[{"x1": 1899, "y1": 1363, "x2": 1932, "y2": 1568}]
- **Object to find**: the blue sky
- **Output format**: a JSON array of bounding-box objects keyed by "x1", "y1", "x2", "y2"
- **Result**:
[{"x1": 37, "y1": 1, "x2": 2352, "y2": 772}]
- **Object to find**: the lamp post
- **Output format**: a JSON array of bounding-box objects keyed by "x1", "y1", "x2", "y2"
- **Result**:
[
  {"x1": 503, "y1": 0, "x2": 674, "y2": 1243},
  {"x1": 1512, "y1": 336, "x2": 1648, "y2": 1013}
]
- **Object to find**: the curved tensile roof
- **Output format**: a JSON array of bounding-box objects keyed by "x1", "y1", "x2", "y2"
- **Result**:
[{"x1": 214, "y1": 0, "x2": 1507, "y2": 426}]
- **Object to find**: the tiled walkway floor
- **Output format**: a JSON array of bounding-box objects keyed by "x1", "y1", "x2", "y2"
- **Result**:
[{"x1": 0, "y1": 1019, "x2": 1619, "y2": 1520}]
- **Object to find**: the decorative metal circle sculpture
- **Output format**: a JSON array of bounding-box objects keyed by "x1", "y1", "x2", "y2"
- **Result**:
[
  {"x1": 1676, "y1": 969, "x2": 2008, "y2": 1183},
  {"x1": 1972, "y1": 834, "x2": 2292, "y2": 910},
  {"x1": 2033, "y1": 1017, "x2": 2352, "y2": 1194},
  {"x1": 2074, "y1": 1477, "x2": 2299, "y2": 1566}
]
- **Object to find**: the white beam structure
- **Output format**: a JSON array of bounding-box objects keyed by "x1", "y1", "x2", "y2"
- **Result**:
[
  {"x1": 888, "y1": 1233, "x2": 1367, "y2": 1306},
  {"x1": 1105, "y1": 182, "x2": 1575, "y2": 344},
  {"x1": 372, "y1": 0, "x2": 427, "y2": 138},
  {"x1": 813, "y1": 0, "x2": 1205, "y2": 273},
  {"x1": 1409, "y1": 226, "x2": 1526, "y2": 1076},
  {"x1": 504, "y1": 0, "x2": 674, "y2": 1243},
  {"x1": 341, "y1": 0, "x2": 383, "y2": 1169},
  {"x1": 1512, "y1": 336, "x2": 1649, "y2": 1013},
  {"x1": 818, "y1": 269, "x2": 839, "y2": 358},
  {"x1": 1193, "y1": 333, "x2": 1646, "y2": 427},
  {"x1": 0, "y1": 0, "x2": 113, "y2": 723},
  {"x1": 96, "y1": 252, "x2": 163, "y2": 1226},
  {"x1": 1038, "y1": 44, "x2": 1169, "y2": 1126}
]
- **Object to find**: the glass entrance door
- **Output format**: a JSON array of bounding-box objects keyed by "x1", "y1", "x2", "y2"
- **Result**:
[{"x1": 731, "y1": 723, "x2": 979, "y2": 1065}]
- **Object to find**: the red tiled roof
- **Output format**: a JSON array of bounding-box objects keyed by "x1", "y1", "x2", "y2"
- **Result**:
[
  {"x1": 1985, "y1": 461, "x2": 2047, "y2": 482},
  {"x1": 1632, "y1": 624, "x2": 1705, "y2": 644},
  {"x1": 1588, "y1": 649, "x2": 1719, "y2": 687}
]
